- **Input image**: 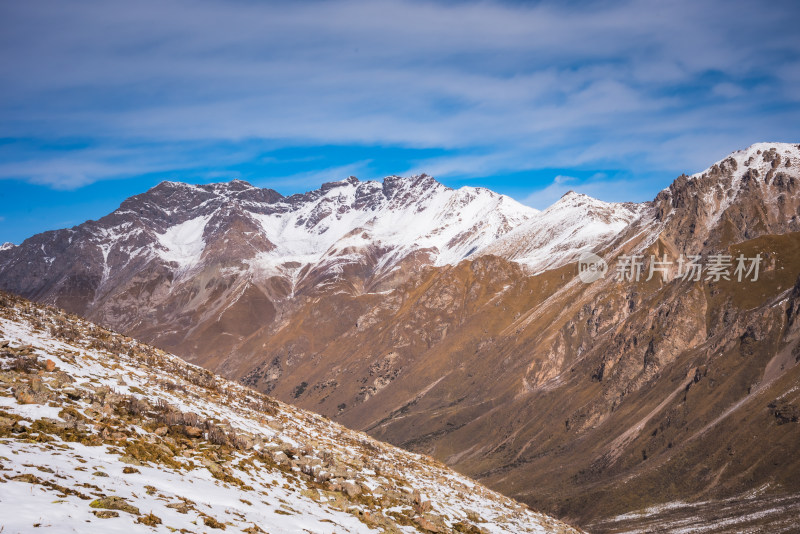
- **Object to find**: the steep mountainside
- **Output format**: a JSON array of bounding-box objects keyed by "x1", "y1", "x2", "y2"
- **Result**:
[
  {"x1": 0, "y1": 291, "x2": 577, "y2": 533},
  {"x1": 0, "y1": 175, "x2": 535, "y2": 367},
  {"x1": 1, "y1": 143, "x2": 800, "y2": 532}
]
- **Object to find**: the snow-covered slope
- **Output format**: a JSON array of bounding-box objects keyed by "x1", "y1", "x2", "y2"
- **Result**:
[
  {"x1": 688, "y1": 142, "x2": 799, "y2": 181},
  {"x1": 247, "y1": 175, "x2": 536, "y2": 276},
  {"x1": 480, "y1": 191, "x2": 646, "y2": 273},
  {"x1": 142, "y1": 175, "x2": 536, "y2": 280},
  {"x1": 0, "y1": 292, "x2": 577, "y2": 533}
]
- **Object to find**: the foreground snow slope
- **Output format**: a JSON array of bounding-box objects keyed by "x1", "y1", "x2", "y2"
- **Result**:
[{"x1": 0, "y1": 292, "x2": 578, "y2": 534}]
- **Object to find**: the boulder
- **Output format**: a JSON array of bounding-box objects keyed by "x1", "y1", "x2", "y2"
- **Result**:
[{"x1": 342, "y1": 481, "x2": 361, "y2": 498}]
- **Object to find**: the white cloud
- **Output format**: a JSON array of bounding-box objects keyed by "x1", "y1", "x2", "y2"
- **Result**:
[{"x1": 0, "y1": 0, "x2": 798, "y2": 189}]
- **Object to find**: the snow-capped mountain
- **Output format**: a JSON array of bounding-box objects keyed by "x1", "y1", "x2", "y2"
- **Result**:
[
  {"x1": 480, "y1": 142, "x2": 800, "y2": 275},
  {"x1": 140, "y1": 174, "x2": 536, "y2": 285},
  {"x1": 245, "y1": 175, "x2": 535, "y2": 278},
  {"x1": 479, "y1": 191, "x2": 647, "y2": 273},
  {"x1": 0, "y1": 291, "x2": 578, "y2": 533},
  {"x1": 0, "y1": 174, "x2": 538, "y2": 370},
  {"x1": 0, "y1": 174, "x2": 534, "y2": 307}
]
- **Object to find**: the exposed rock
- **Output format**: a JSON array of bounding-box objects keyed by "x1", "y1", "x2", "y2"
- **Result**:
[
  {"x1": 184, "y1": 425, "x2": 203, "y2": 438},
  {"x1": 92, "y1": 510, "x2": 119, "y2": 519},
  {"x1": 89, "y1": 496, "x2": 140, "y2": 515},
  {"x1": 342, "y1": 481, "x2": 361, "y2": 498},
  {"x1": 414, "y1": 515, "x2": 445, "y2": 533}
]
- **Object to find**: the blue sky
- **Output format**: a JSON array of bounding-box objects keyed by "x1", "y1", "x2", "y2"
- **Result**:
[{"x1": 1, "y1": 0, "x2": 799, "y2": 244}]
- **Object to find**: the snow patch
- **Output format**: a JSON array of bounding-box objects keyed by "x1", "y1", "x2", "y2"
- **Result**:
[{"x1": 156, "y1": 215, "x2": 211, "y2": 270}]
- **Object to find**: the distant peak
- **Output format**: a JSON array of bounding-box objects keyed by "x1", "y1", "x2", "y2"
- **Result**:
[
  {"x1": 219, "y1": 178, "x2": 254, "y2": 190},
  {"x1": 544, "y1": 190, "x2": 636, "y2": 214},
  {"x1": 382, "y1": 173, "x2": 442, "y2": 187},
  {"x1": 158, "y1": 180, "x2": 193, "y2": 188},
  {"x1": 0, "y1": 242, "x2": 15, "y2": 251},
  {"x1": 320, "y1": 176, "x2": 359, "y2": 191},
  {"x1": 155, "y1": 178, "x2": 255, "y2": 191},
  {"x1": 555, "y1": 190, "x2": 596, "y2": 204},
  {"x1": 135, "y1": 180, "x2": 198, "y2": 199},
  {"x1": 381, "y1": 173, "x2": 449, "y2": 199},
  {"x1": 204, "y1": 178, "x2": 254, "y2": 191}
]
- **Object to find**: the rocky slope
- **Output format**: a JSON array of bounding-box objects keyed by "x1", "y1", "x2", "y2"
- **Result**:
[
  {"x1": 1, "y1": 142, "x2": 800, "y2": 532},
  {"x1": 0, "y1": 291, "x2": 578, "y2": 533}
]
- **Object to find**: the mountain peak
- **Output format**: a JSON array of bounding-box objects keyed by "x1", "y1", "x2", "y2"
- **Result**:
[
  {"x1": 383, "y1": 172, "x2": 443, "y2": 186},
  {"x1": 207, "y1": 177, "x2": 255, "y2": 190},
  {"x1": 480, "y1": 188, "x2": 646, "y2": 273},
  {"x1": 320, "y1": 176, "x2": 360, "y2": 191},
  {"x1": 0, "y1": 171, "x2": 535, "y2": 311},
  {"x1": 651, "y1": 141, "x2": 800, "y2": 251},
  {"x1": 734, "y1": 141, "x2": 800, "y2": 158},
  {"x1": 550, "y1": 189, "x2": 613, "y2": 211}
]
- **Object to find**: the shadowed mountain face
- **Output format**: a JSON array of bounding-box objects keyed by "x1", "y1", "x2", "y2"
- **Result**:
[{"x1": 2, "y1": 143, "x2": 800, "y2": 531}]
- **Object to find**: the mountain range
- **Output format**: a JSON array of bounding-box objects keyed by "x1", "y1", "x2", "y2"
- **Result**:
[{"x1": 2, "y1": 142, "x2": 800, "y2": 532}]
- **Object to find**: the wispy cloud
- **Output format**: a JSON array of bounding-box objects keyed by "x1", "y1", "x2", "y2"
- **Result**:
[{"x1": 0, "y1": 0, "x2": 798, "y2": 191}]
